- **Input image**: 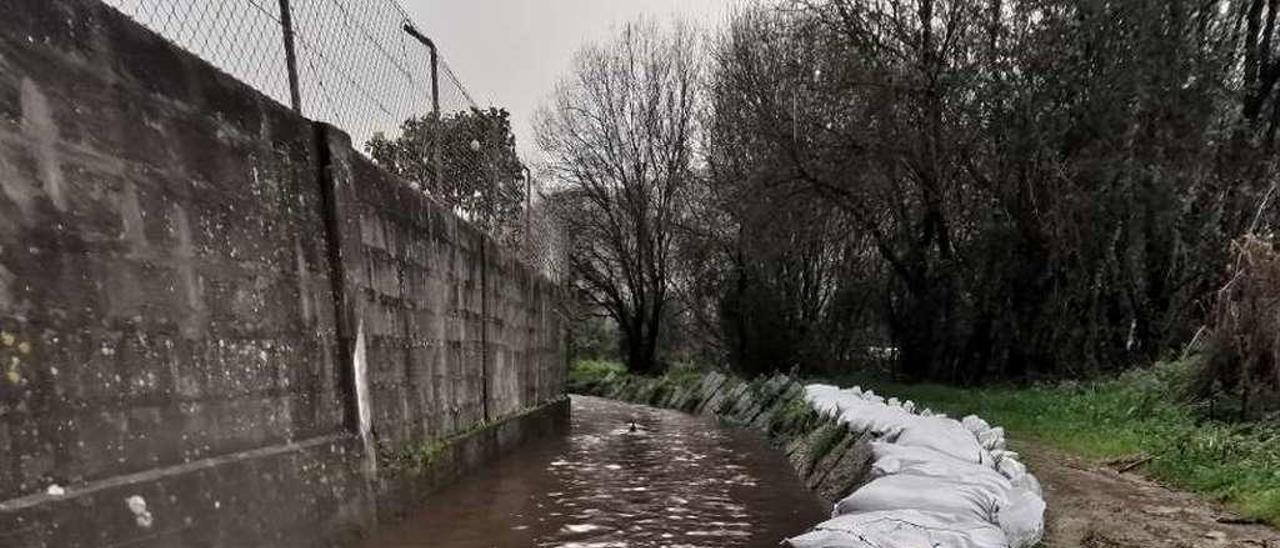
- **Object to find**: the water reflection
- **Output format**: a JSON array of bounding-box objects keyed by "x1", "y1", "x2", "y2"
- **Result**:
[{"x1": 361, "y1": 395, "x2": 827, "y2": 547}]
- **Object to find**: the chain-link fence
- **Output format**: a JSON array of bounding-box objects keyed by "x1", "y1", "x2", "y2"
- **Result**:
[
  {"x1": 101, "y1": 0, "x2": 474, "y2": 145},
  {"x1": 100, "y1": 0, "x2": 564, "y2": 278}
]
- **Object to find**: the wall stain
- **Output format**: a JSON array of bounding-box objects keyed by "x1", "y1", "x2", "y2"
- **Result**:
[{"x1": 19, "y1": 78, "x2": 66, "y2": 213}]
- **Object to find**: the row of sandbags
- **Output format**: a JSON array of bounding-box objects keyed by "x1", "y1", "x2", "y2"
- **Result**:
[{"x1": 787, "y1": 384, "x2": 1046, "y2": 548}]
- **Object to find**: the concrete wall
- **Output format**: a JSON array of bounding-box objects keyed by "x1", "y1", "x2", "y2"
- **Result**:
[{"x1": 0, "y1": 1, "x2": 566, "y2": 546}]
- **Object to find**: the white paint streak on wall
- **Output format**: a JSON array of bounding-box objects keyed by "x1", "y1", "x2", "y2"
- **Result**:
[
  {"x1": 354, "y1": 320, "x2": 376, "y2": 474},
  {"x1": 295, "y1": 239, "x2": 312, "y2": 323},
  {"x1": 19, "y1": 78, "x2": 66, "y2": 212},
  {"x1": 0, "y1": 147, "x2": 36, "y2": 222},
  {"x1": 170, "y1": 204, "x2": 207, "y2": 338},
  {"x1": 119, "y1": 179, "x2": 148, "y2": 253}
]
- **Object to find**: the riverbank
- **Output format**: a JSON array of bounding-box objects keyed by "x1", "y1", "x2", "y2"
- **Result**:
[
  {"x1": 568, "y1": 362, "x2": 876, "y2": 506},
  {"x1": 569, "y1": 361, "x2": 1048, "y2": 547},
  {"x1": 571, "y1": 359, "x2": 1280, "y2": 546},
  {"x1": 838, "y1": 359, "x2": 1280, "y2": 529}
]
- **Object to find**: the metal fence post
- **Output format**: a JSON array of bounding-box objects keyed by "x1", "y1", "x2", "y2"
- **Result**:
[
  {"x1": 403, "y1": 23, "x2": 442, "y2": 191},
  {"x1": 278, "y1": 0, "x2": 302, "y2": 114},
  {"x1": 431, "y1": 46, "x2": 442, "y2": 194},
  {"x1": 523, "y1": 165, "x2": 532, "y2": 264}
]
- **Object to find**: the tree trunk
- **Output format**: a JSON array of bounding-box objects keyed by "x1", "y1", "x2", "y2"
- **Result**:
[{"x1": 620, "y1": 317, "x2": 661, "y2": 374}]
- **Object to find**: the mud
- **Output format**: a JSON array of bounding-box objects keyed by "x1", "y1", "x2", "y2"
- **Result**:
[{"x1": 1024, "y1": 441, "x2": 1280, "y2": 547}]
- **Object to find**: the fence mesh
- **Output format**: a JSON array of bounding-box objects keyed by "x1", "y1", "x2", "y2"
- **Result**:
[
  {"x1": 103, "y1": 0, "x2": 294, "y2": 104},
  {"x1": 99, "y1": 0, "x2": 562, "y2": 277},
  {"x1": 102, "y1": 0, "x2": 478, "y2": 144}
]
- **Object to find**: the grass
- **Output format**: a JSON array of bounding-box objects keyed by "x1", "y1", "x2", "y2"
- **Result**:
[
  {"x1": 567, "y1": 358, "x2": 627, "y2": 392},
  {"x1": 829, "y1": 357, "x2": 1280, "y2": 526},
  {"x1": 567, "y1": 358, "x2": 709, "y2": 394}
]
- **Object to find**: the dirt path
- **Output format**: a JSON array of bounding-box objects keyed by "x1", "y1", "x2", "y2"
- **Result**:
[{"x1": 1017, "y1": 440, "x2": 1280, "y2": 547}]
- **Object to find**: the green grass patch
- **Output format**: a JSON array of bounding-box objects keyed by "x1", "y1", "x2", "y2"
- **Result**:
[
  {"x1": 826, "y1": 357, "x2": 1280, "y2": 526},
  {"x1": 567, "y1": 358, "x2": 714, "y2": 394},
  {"x1": 567, "y1": 359, "x2": 626, "y2": 392}
]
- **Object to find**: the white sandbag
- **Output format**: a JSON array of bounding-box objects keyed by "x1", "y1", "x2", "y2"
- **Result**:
[
  {"x1": 871, "y1": 443, "x2": 1014, "y2": 495},
  {"x1": 962, "y1": 414, "x2": 991, "y2": 435},
  {"x1": 807, "y1": 387, "x2": 991, "y2": 463},
  {"x1": 979, "y1": 426, "x2": 1007, "y2": 451},
  {"x1": 865, "y1": 453, "x2": 1045, "y2": 547},
  {"x1": 996, "y1": 454, "x2": 1027, "y2": 481},
  {"x1": 991, "y1": 449, "x2": 1020, "y2": 463},
  {"x1": 805, "y1": 385, "x2": 847, "y2": 418},
  {"x1": 834, "y1": 474, "x2": 1002, "y2": 524},
  {"x1": 893, "y1": 415, "x2": 994, "y2": 465},
  {"x1": 805, "y1": 389, "x2": 918, "y2": 437},
  {"x1": 802, "y1": 383, "x2": 1046, "y2": 548},
  {"x1": 1012, "y1": 472, "x2": 1043, "y2": 498},
  {"x1": 807, "y1": 384, "x2": 841, "y2": 399},
  {"x1": 787, "y1": 510, "x2": 1010, "y2": 548},
  {"x1": 998, "y1": 487, "x2": 1047, "y2": 546}
]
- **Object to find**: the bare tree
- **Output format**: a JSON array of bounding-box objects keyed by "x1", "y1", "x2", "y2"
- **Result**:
[{"x1": 535, "y1": 21, "x2": 702, "y2": 374}]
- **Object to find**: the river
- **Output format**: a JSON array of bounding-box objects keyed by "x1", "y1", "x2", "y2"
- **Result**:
[{"x1": 360, "y1": 395, "x2": 828, "y2": 547}]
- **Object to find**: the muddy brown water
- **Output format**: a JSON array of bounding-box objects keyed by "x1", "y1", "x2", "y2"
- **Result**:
[{"x1": 360, "y1": 395, "x2": 828, "y2": 548}]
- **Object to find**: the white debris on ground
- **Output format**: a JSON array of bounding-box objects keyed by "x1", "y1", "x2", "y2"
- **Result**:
[
  {"x1": 125, "y1": 495, "x2": 154, "y2": 528},
  {"x1": 787, "y1": 384, "x2": 1046, "y2": 548}
]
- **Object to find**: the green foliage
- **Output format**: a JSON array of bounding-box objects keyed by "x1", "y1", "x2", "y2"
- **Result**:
[
  {"x1": 844, "y1": 357, "x2": 1280, "y2": 525},
  {"x1": 384, "y1": 439, "x2": 449, "y2": 473},
  {"x1": 806, "y1": 423, "x2": 848, "y2": 470},
  {"x1": 367, "y1": 107, "x2": 526, "y2": 235},
  {"x1": 697, "y1": 0, "x2": 1280, "y2": 383},
  {"x1": 566, "y1": 314, "x2": 618, "y2": 363},
  {"x1": 1200, "y1": 234, "x2": 1280, "y2": 419},
  {"x1": 567, "y1": 358, "x2": 711, "y2": 399},
  {"x1": 566, "y1": 359, "x2": 626, "y2": 393}
]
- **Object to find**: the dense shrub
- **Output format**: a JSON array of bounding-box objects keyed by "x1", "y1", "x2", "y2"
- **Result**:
[
  {"x1": 1202, "y1": 234, "x2": 1280, "y2": 419},
  {"x1": 693, "y1": 0, "x2": 1280, "y2": 383}
]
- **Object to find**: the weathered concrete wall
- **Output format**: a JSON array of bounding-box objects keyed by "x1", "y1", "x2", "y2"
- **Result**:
[
  {"x1": 324, "y1": 132, "x2": 565, "y2": 453},
  {"x1": 0, "y1": 1, "x2": 566, "y2": 546}
]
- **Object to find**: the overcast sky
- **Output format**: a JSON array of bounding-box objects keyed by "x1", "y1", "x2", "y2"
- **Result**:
[{"x1": 400, "y1": 0, "x2": 737, "y2": 161}]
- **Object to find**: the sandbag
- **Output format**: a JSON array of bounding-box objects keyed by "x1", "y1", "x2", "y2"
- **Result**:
[
  {"x1": 963, "y1": 414, "x2": 992, "y2": 435},
  {"x1": 1012, "y1": 472, "x2": 1043, "y2": 499},
  {"x1": 871, "y1": 442, "x2": 1014, "y2": 495},
  {"x1": 834, "y1": 474, "x2": 1002, "y2": 524},
  {"x1": 787, "y1": 510, "x2": 1010, "y2": 548},
  {"x1": 978, "y1": 426, "x2": 1007, "y2": 451},
  {"x1": 868, "y1": 442, "x2": 1046, "y2": 546},
  {"x1": 802, "y1": 383, "x2": 1046, "y2": 548},
  {"x1": 807, "y1": 388, "x2": 991, "y2": 464},
  {"x1": 892, "y1": 415, "x2": 994, "y2": 465},
  {"x1": 999, "y1": 487, "x2": 1047, "y2": 546}
]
